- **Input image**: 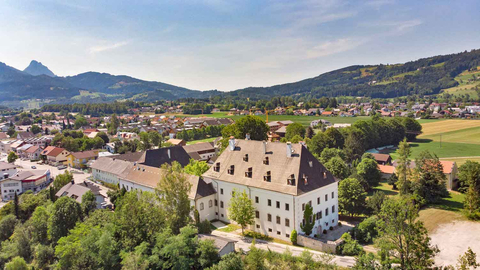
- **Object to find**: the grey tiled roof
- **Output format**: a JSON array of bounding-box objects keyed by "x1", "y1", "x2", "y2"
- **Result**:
[{"x1": 203, "y1": 140, "x2": 336, "y2": 196}]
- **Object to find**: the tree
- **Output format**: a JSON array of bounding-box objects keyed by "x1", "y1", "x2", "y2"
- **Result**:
[
  {"x1": 402, "y1": 117, "x2": 422, "y2": 141},
  {"x1": 7, "y1": 151, "x2": 17, "y2": 163},
  {"x1": 376, "y1": 197, "x2": 439, "y2": 269},
  {"x1": 353, "y1": 253, "x2": 381, "y2": 270},
  {"x1": 148, "y1": 132, "x2": 162, "y2": 147},
  {"x1": 222, "y1": 115, "x2": 269, "y2": 143},
  {"x1": 411, "y1": 151, "x2": 448, "y2": 204},
  {"x1": 324, "y1": 156, "x2": 349, "y2": 179},
  {"x1": 290, "y1": 134, "x2": 303, "y2": 143},
  {"x1": 396, "y1": 138, "x2": 412, "y2": 195},
  {"x1": 457, "y1": 247, "x2": 480, "y2": 270},
  {"x1": 156, "y1": 161, "x2": 191, "y2": 234},
  {"x1": 367, "y1": 191, "x2": 386, "y2": 215},
  {"x1": 0, "y1": 215, "x2": 17, "y2": 242},
  {"x1": 306, "y1": 126, "x2": 314, "y2": 139},
  {"x1": 5, "y1": 257, "x2": 28, "y2": 270},
  {"x1": 184, "y1": 159, "x2": 210, "y2": 177},
  {"x1": 53, "y1": 170, "x2": 73, "y2": 192},
  {"x1": 14, "y1": 192, "x2": 19, "y2": 218},
  {"x1": 319, "y1": 148, "x2": 345, "y2": 164},
  {"x1": 48, "y1": 196, "x2": 83, "y2": 243},
  {"x1": 196, "y1": 239, "x2": 220, "y2": 268},
  {"x1": 227, "y1": 189, "x2": 255, "y2": 235},
  {"x1": 31, "y1": 124, "x2": 42, "y2": 134},
  {"x1": 28, "y1": 206, "x2": 50, "y2": 245},
  {"x1": 300, "y1": 204, "x2": 314, "y2": 236},
  {"x1": 337, "y1": 233, "x2": 363, "y2": 256},
  {"x1": 338, "y1": 178, "x2": 367, "y2": 217},
  {"x1": 81, "y1": 190, "x2": 97, "y2": 216},
  {"x1": 458, "y1": 161, "x2": 480, "y2": 193},
  {"x1": 285, "y1": 122, "x2": 305, "y2": 141},
  {"x1": 139, "y1": 132, "x2": 152, "y2": 150},
  {"x1": 109, "y1": 114, "x2": 120, "y2": 135},
  {"x1": 207, "y1": 253, "x2": 244, "y2": 270},
  {"x1": 32, "y1": 244, "x2": 55, "y2": 270},
  {"x1": 356, "y1": 157, "x2": 381, "y2": 190},
  {"x1": 74, "y1": 115, "x2": 88, "y2": 129},
  {"x1": 344, "y1": 128, "x2": 366, "y2": 162},
  {"x1": 290, "y1": 229, "x2": 297, "y2": 244},
  {"x1": 95, "y1": 131, "x2": 110, "y2": 144}
]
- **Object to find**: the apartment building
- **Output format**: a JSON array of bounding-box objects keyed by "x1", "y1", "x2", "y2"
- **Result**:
[{"x1": 202, "y1": 138, "x2": 339, "y2": 242}]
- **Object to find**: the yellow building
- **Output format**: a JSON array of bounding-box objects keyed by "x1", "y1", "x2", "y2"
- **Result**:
[{"x1": 66, "y1": 150, "x2": 99, "y2": 169}]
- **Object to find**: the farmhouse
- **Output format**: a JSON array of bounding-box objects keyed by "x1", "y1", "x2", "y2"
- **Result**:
[
  {"x1": 371, "y1": 153, "x2": 392, "y2": 165},
  {"x1": 202, "y1": 138, "x2": 339, "y2": 242}
]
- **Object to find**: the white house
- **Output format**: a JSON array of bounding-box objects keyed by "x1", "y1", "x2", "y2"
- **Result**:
[
  {"x1": 1, "y1": 169, "x2": 51, "y2": 201},
  {"x1": 90, "y1": 157, "x2": 134, "y2": 185},
  {"x1": 202, "y1": 139, "x2": 339, "y2": 242},
  {"x1": 118, "y1": 164, "x2": 217, "y2": 221}
]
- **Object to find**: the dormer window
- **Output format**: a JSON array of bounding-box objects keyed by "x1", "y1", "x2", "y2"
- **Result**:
[
  {"x1": 303, "y1": 174, "x2": 308, "y2": 186},
  {"x1": 245, "y1": 167, "x2": 252, "y2": 178},
  {"x1": 287, "y1": 174, "x2": 295, "y2": 186},
  {"x1": 264, "y1": 171, "x2": 271, "y2": 182},
  {"x1": 323, "y1": 172, "x2": 327, "y2": 179},
  {"x1": 243, "y1": 154, "x2": 249, "y2": 162},
  {"x1": 228, "y1": 165, "x2": 235, "y2": 175},
  {"x1": 263, "y1": 157, "x2": 269, "y2": 165},
  {"x1": 214, "y1": 162, "x2": 220, "y2": 172},
  {"x1": 309, "y1": 161, "x2": 313, "y2": 168}
]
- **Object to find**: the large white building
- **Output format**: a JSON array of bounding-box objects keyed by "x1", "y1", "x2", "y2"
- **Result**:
[{"x1": 202, "y1": 139, "x2": 339, "y2": 242}]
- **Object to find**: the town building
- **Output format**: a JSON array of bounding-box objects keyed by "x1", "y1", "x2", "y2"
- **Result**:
[
  {"x1": 41, "y1": 146, "x2": 70, "y2": 164},
  {"x1": 65, "y1": 150, "x2": 100, "y2": 169},
  {"x1": 183, "y1": 142, "x2": 217, "y2": 161},
  {"x1": 91, "y1": 157, "x2": 134, "y2": 185},
  {"x1": 202, "y1": 139, "x2": 339, "y2": 242},
  {"x1": 1, "y1": 169, "x2": 51, "y2": 200},
  {"x1": 56, "y1": 181, "x2": 109, "y2": 209}
]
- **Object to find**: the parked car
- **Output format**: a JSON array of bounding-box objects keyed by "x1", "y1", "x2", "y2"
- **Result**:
[
  {"x1": 31, "y1": 166, "x2": 36, "y2": 169},
  {"x1": 57, "y1": 165, "x2": 67, "y2": 170}
]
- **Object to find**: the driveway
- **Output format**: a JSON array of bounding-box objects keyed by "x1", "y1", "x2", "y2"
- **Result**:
[
  {"x1": 13, "y1": 159, "x2": 90, "y2": 183},
  {"x1": 430, "y1": 220, "x2": 480, "y2": 267},
  {"x1": 211, "y1": 230, "x2": 356, "y2": 268}
]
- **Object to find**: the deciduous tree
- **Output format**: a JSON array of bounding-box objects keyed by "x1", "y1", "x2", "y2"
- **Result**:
[
  {"x1": 338, "y1": 178, "x2": 367, "y2": 217},
  {"x1": 227, "y1": 189, "x2": 255, "y2": 235}
]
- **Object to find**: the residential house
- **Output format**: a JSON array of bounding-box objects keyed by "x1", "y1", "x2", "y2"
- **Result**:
[
  {"x1": 0, "y1": 132, "x2": 8, "y2": 140},
  {"x1": 16, "y1": 144, "x2": 34, "y2": 159},
  {"x1": 56, "y1": 181, "x2": 109, "y2": 209},
  {"x1": 371, "y1": 153, "x2": 392, "y2": 165},
  {"x1": 17, "y1": 132, "x2": 35, "y2": 141},
  {"x1": 104, "y1": 142, "x2": 116, "y2": 153},
  {"x1": 378, "y1": 165, "x2": 395, "y2": 180},
  {"x1": 392, "y1": 160, "x2": 458, "y2": 190},
  {"x1": 202, "y1": 139, "x2": 339, "y2": 242},
  {"x1": 65, "y1": 150, "x2": 100, "y2": 169},
  {"x1": 0, "y1": 162, "x2": 18, "y2": 178},
  {"x1": 41, "y1": 146, "x2": 70, "y2": 164},
  {"x1": 198, "y1": 234, "x2": 236, "y2": 256},
  {"x1": 119, "y1": 164, "x2": 217, "y2": 221},
  {"x1": 167, "y1": 138, "x2": 186, "y2": 146},
  {"x1": 183, "y1": 142, "x2": 217, "y2": 161},
  {"x1": 24, "y1": 145, "x2": 42, "y2": 160}
]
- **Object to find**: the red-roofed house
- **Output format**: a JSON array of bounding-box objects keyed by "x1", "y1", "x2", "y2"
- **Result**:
[
  {"x1": 378, "y1": 165, "x2": 395, "y2": 179},
  {"x1": 440, "y1": 161, "x2": 458, "y2": 190},
  {"x1": 41, "y1": 146, "x2": 70, "y2": 164},
  {"x1": 25, "y1": 145, "x2": 42, "y2": 160}
]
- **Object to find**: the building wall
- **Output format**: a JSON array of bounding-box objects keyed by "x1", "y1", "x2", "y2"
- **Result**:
[
  {"x1": 219, "y1": 242, "x2": 235, "y2": 257},
  {"x1": 1, "y1": 167, "x2": 18, "y2": 178},
  {"x1": 295, "y1": 181, "x2": 339, "y2": 236},
  {"x1": 1, "y1": 179, "x2": 22, "y2": 200},
  {"x1": 193, "y1": 194, "x2": 217, "y2": 222},
  {"x1": 205, "y1": 177, "x2": 339, "y2": 241},
  {"x1": 92, "y1": 169, "x2": 120, "y2": 185}
]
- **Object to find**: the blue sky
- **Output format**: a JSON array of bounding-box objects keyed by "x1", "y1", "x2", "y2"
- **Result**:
[{"x1": 1, "y1": 0, "x2": 479, "y2": 91}]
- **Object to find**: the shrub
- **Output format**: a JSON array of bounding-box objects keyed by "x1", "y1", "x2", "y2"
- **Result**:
[
  {"x1": 337, "y1": 233, "x2": 363, "y2": 256},
  {"x1": 329, "y1": 226, "x2": 333, "y2": 231},
  {"x1": 290, "y1": 229, "x2": 297, "y2": 244},
  {"x1": 338, "y1": 222, "x2": 342, "y2": 227},
  {"x1": 198, "y1": 219, "x2": 213, "y2": 234},
  {"x1": 323, "y1": 229, "x2": 327, "y2": 234},
  {"x1": 355, "y1": 216, "x2": 378, "y2": 244}
]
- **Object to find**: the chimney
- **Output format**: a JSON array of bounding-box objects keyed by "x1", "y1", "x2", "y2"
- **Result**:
[
  {"x1": 245, "y1": 133, "x2": 251, "y2": 140},
  {"x1": 229, "y1": 136, "x2": 236, "y2": 151},
  {"x1": 262, "y1": 141, "x2": 267, "y2": 154},
  {"x1": 167, "y1": 149, "x2": 171, "y2": 159},
  {"x1": 286, "y1": 142, "x2": 292, "y2": 157}
]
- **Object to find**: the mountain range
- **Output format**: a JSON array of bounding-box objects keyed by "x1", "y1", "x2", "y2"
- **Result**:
[{"x1": 1, "y1": 49, "x2": 479, "y2": 106}]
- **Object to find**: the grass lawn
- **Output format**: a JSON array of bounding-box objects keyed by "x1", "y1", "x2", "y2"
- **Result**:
[
  {"x1": 421, "y1": 126, "x2": 480, "y2": 145},
  {"x1": 389, "y1": 139, "x2": 480, "y2": 160},
  {"x1": 368, "y1": 180, "x2": 398, "y2": 197},
  {"x1": 216, "y1": 224, "x2": 241, "y2": 233},
  {"x1": 440, "y1": 157, "x2": 480, "y2": 166},
  {"x1": 186, "y1": 137, "x2": 220, "y2": 145},
  {"x1": 419, "y1": 119, "x2": 480, "y2": 137},
  {"x1": 418, "y1": 208, "x2": 466, "y2": 232}
]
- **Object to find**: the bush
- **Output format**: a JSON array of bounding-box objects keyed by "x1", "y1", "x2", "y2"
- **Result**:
[
  {"x1": 337, "y1": 233, "x2": 363, "y2": 256},
  {"x1": 290, "y1": 229, "x2": 297, "y2": 244},
  {"x1": 198, "y1": 219, "x2": 213, "y2": 234},
  {"x1": 338, "y1": 222, "x2": 342, "y2": 227},
  {"x1": 329, "y1": 226, "x2": 333, "y2": 231},
  {"x1": 323, "y1": 229, "x2": 327, "y2": 234},
  {"x1": 355, "y1": 216, "x2": 378, "y2": 244}
]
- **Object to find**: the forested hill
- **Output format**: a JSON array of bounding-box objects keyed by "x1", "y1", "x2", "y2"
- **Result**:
[{"x1": 229, "y1": 49, "x2": 480, "y2": 99}]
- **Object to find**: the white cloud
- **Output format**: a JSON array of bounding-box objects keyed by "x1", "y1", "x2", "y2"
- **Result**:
[
  {"x1": 305, "y1": 38, "x2": 367, "y2": 59},
  {"x1": 365, "y1": 0, "x2": 394, "y2": 9},
  {"x1": 89, "y1": 41, "x2": 129, "y2": 54}
]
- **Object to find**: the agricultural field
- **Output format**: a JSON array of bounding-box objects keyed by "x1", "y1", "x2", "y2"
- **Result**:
[
  {"x1": 390, "y1": 119, "x2": 480, "y2": 159},
  {"x1": 441, "y1": 68, "x2": 480, "y2": 98}
]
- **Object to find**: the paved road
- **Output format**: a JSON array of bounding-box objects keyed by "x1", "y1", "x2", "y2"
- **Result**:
[{"x1": 211, "y1": 230, "x2": 356, "y2": 268}]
